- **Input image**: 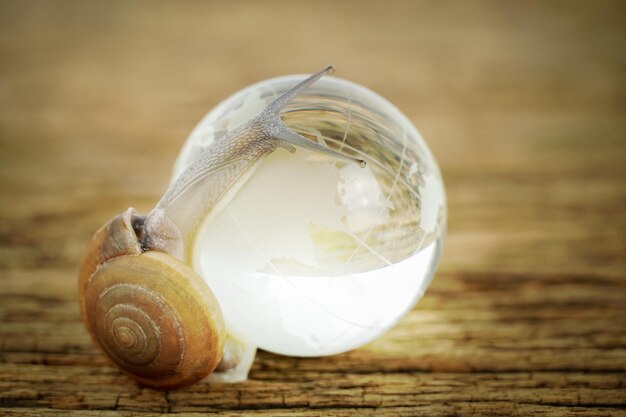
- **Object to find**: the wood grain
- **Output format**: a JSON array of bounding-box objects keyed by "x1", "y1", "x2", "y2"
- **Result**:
[{"x1": 1, "y1": 1, "x2": 625, "y2": 416}]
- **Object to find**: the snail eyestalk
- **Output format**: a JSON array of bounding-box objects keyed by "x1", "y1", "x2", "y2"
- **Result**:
[
  {"x1": 265, "y1": 65, "x2": 335, "y2": 113},
  {"x1": 271, "y1": 125, "x2": 367, "y2": 168}
]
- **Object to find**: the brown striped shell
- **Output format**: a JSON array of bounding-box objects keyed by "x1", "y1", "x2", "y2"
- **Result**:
[{"x1": 78, "y1": 209, "x2": 225, "y2": 389}]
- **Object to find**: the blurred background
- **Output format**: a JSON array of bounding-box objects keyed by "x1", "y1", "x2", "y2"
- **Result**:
[
  {"x1": 0, "y1": 0, "x2": 624, "y2": 414},
  {"x1": 0, "y1": 1, "x2": 623, "y2": 276}
]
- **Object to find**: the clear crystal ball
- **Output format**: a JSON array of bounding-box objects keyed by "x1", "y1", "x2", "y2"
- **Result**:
[{"x1": 172, "y1": 74, "x2": 446, "y2": 357}]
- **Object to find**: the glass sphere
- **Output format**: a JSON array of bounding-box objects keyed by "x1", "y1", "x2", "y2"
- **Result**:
[{"x1": 172, "y1": 74, "x2": 446, "y2": 357}]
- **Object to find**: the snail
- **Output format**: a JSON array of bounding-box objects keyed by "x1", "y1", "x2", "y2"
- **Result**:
[
  {"x1": 79, "y1": 66, "x2": 447, "y2": 389},
  {"x1": 78, "y1": 67, "x2": 365, "y2": 389}
]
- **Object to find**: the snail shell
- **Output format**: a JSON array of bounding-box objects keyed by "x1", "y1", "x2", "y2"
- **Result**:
[{"x1": 78, "y1": 209, "x2": 225, "y2": 389}]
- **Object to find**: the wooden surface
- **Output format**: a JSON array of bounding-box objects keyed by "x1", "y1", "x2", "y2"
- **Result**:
[{"x1": 1, "y1": 1, "x2": 625, "y2": 416}]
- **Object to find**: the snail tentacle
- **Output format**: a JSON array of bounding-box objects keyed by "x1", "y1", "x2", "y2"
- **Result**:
[
  {"x1": 270, "y1": 123, "x2": 367, "y2": 167},
  {"x1": 264, "y1": 65, "x2": 334, "y2": 113}
]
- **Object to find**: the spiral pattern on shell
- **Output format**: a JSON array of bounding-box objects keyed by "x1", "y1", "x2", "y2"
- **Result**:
[
  {"x1": 78, "y1": 211, "x2": 225, "y2": 389},
  {"x1": 90, "y1": 280, "x2": 184, "y2": 379}
]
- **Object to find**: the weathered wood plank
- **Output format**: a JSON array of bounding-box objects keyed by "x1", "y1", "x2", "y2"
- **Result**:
[{"x1": 1, "y1": 365, "x2": 625, "y2": 411}]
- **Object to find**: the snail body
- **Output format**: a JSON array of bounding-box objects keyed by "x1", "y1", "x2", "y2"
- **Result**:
[{"x1": 79, "y1": 67, "x2": 364, "y2": 388}]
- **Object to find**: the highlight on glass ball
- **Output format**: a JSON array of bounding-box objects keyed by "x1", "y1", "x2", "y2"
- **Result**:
[{"x1": 78, "y1": 66, "x2": 447, "y2": 388}]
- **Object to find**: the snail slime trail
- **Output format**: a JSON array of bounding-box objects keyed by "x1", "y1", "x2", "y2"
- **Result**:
[{"x1": 178, "y1": 78, "x2": 446, "y2": 357}]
